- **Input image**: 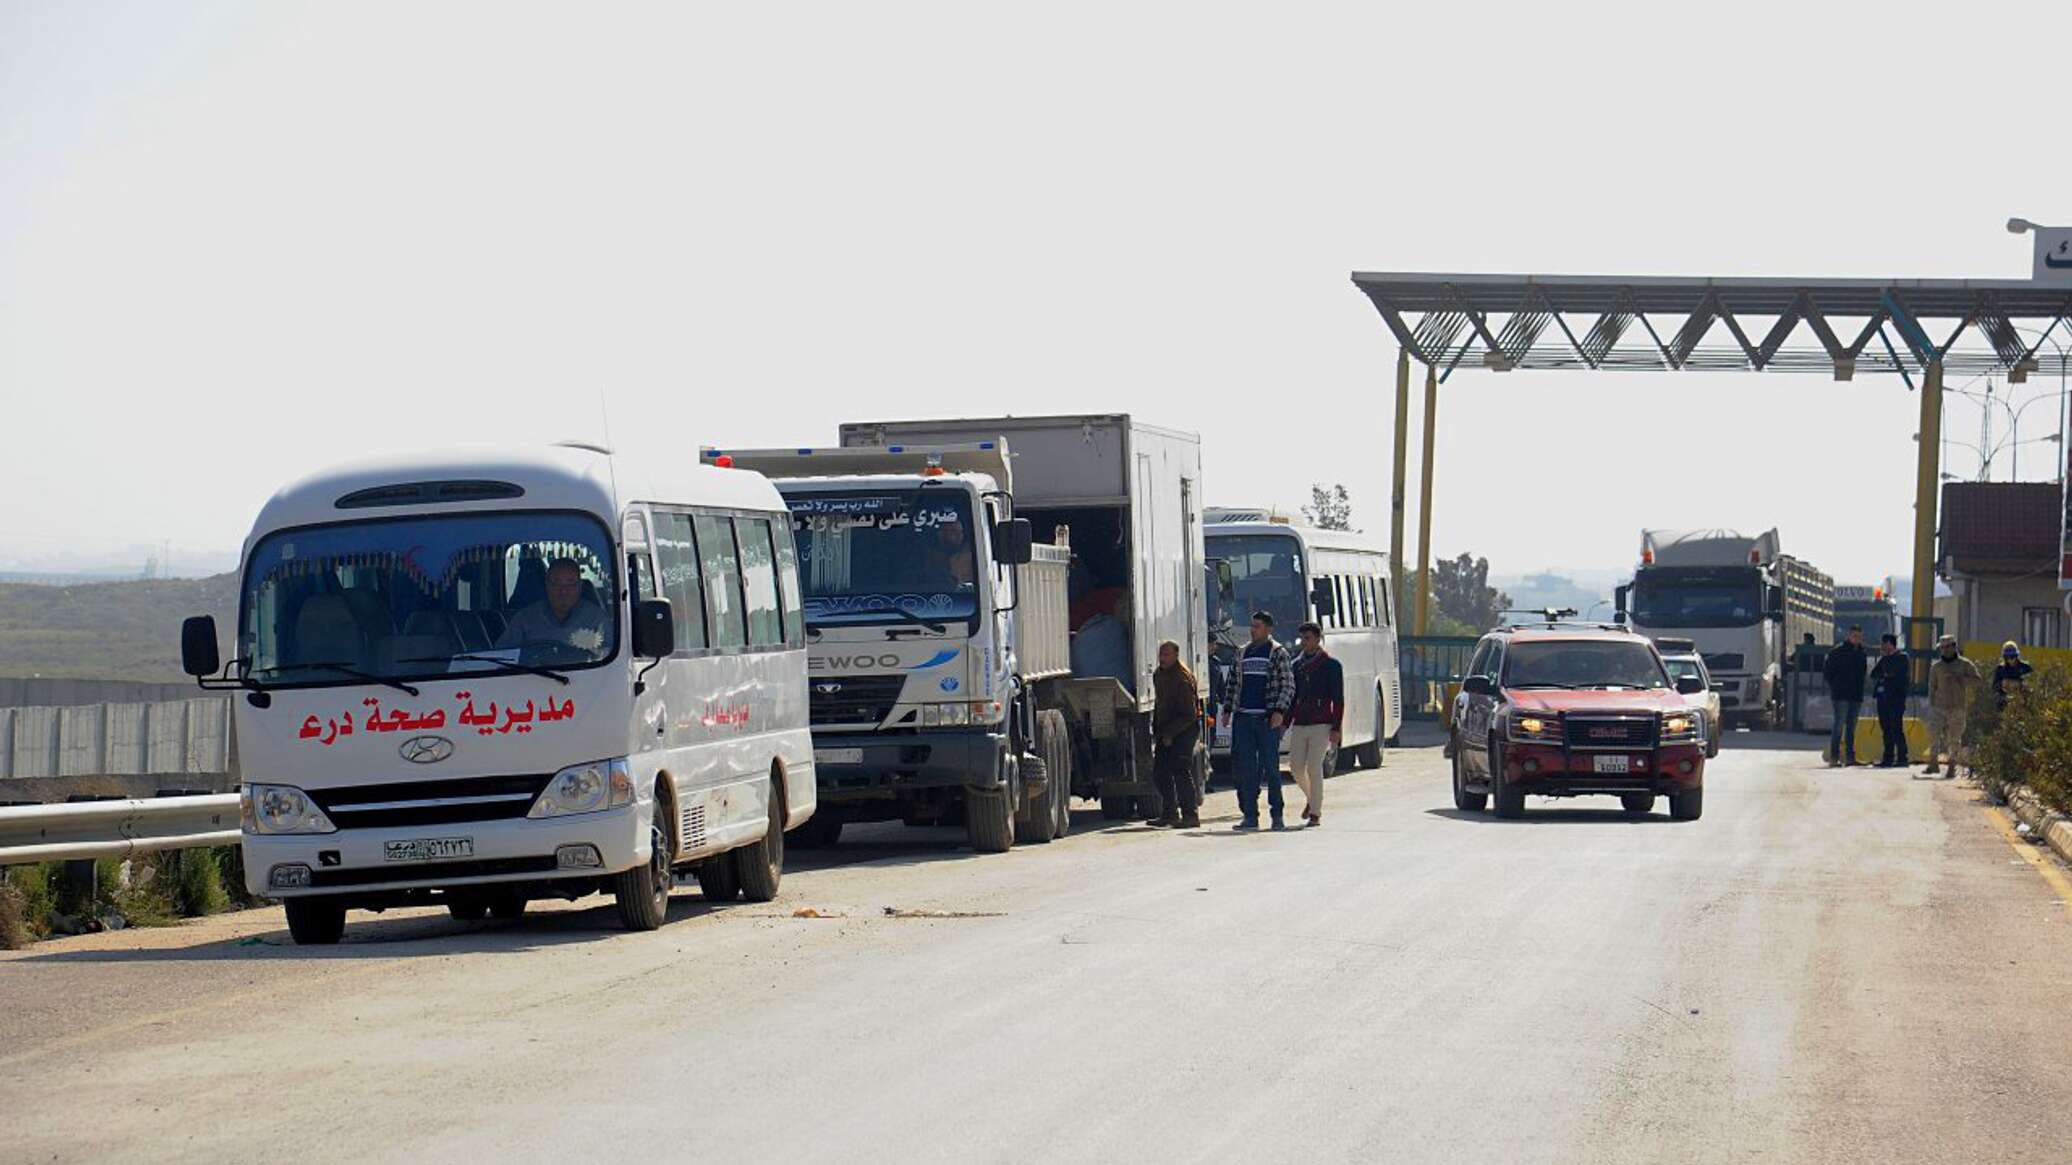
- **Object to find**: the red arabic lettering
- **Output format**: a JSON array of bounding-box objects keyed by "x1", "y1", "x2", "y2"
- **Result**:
[{"x1": 300, "y1": 716, "x2": 323, "y2": 739}]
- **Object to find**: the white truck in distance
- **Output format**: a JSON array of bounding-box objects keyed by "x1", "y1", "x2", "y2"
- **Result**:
[
  {"x1": 702, "y1": 441, "x2": 1076, "y2": 850},
  {"x1": 1619, "y1": 528, "x2": 1834, "y2": 730}
]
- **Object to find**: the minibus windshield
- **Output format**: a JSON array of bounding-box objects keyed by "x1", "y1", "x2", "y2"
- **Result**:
[
  {"x1": 241, "y1": 511, "x2": 618, "y2": 685},
  {"x1": 788, "y1": 491, "x2": 979, "y2": 627}
]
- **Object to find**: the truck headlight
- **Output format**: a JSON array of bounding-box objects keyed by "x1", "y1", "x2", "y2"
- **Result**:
[
  {"x1": 242, "y1": 785, "x2": 337, "y2": 835},
  {"x1": 1506, "y1": 713, "x2": 1561, "y2": 744},
  {"x1": 529, "y1": 758, "x2": 635, "y2": 818},
  {"x1": 1661, "y1": 712, "x2": 1699, "y2": 742}
]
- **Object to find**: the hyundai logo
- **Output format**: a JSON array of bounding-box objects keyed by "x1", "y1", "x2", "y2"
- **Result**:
[{"x1": 399, "y1": 735, "x2": 455, "y2": 764}]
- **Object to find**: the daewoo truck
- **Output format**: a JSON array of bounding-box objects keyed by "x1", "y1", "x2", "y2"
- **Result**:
[
  {"x1": 1618, "y1": 528, "x2": 1834, "y2": 730},
  {"x1": 180, "y1": 446, "x2": 815, "y2": 944},
  {"x1": 709, "y1": 415, "x2": 1208, "y2": 846}
]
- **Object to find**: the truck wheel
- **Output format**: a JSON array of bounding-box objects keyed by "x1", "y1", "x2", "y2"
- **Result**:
[
  {"x1": 790, "y1": 812, "x2": 843, "y2": 849},
  {"x1": 1669, "y1": 788, "x2": 1704, "y2": 821},
  {"x1": 284, "y1": 898, "x2": 347, "y2": 945},
  {"x1": 1620, "y1": 793, "x2": 1655, "y2": 815},
  {"x1": 1133, "y1": 792, "x2": 1166, "y2": 820},
  {"x1": 1048, "y1": 711, "x2": 1075, "y2": 840},
  {"x1": 1014, "y1": 751, "x2": 1054, "y2": 844},
  {"x1": 614, "y1": 821, "x2": 673, "y2": 930},
  {"x1": 733, "y1": 781, "x2": 785, "y2": 902},
  {"x1": 1099, "y1": 796, "x2": 1131, "y2": 821},
  {"x1": 966, "y1": 761, "x2": 1016, "y2": 853},
  {"x1": 1491, "y1": 747, "x2": 1525, "y2": 819},
  {"x1": 1451, "y1": 752, "x2": 1486, "y2": 812},
  {"x1": 696, "y1": 855, "x2": 741, "y2": 902}
]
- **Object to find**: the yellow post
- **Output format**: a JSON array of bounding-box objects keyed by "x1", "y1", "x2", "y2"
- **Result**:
[
  {"x1": 1909, "y1": 360, "x2": 1943, "y2": 652},
  {"x1": 1413, "y1": 361, "x2": 1438, "y2": 635},
  {"x1": 1390, "y1": 347, "x2": 1410, "y2": 605}
]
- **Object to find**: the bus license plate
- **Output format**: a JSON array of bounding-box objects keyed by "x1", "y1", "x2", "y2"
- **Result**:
[
  {"x1": 384, "y1": 837, "x2": 474, "y2": 863},
  {"x1": 1592, "y1": 755, "x2": 1631, "y2": 774},
  {"x1": 814, "y1": 748, "x2": 863, "y2": 766}
]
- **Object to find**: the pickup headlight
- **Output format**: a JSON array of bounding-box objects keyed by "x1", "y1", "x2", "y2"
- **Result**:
[
  {"x1": 529, "y1": 758, "x2": 635, "y2": 818},
  {"x1": 242, "y1": 784, "x2": 337, "y2": 835},
  {"x1": 1661, "y1": 712, "x2": 1701, "y2": 743},
  {"x1": 1506, "y1": 713, "x2": 1562, "y2": 744}
]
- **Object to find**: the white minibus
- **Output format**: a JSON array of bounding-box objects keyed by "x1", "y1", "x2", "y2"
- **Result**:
[{"x1": 181, "y1": 445, "x2": 814, "y2": 944}]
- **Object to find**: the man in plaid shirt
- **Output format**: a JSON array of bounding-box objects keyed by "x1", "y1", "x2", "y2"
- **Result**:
[{"x1": 1225, "y1": 611, "x2": 1295, "y2": 830}]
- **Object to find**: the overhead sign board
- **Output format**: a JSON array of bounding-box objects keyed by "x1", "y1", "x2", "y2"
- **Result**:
[{"x1": 2033, "y1": 227, "x2": 2072, "y2": 287}]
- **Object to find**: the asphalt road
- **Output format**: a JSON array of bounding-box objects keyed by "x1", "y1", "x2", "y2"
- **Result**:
[{"x1": 6, "y1": 731, "x2": 2071, "y2": 1164}]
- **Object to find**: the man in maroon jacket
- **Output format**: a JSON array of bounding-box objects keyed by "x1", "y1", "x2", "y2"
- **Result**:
[{"x1": 1286, "y1": 622, "x2": 1344, "y2": 826}]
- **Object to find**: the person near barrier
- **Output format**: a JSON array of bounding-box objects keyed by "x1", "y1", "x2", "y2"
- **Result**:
[
  {"x1": 1823, "y1": 625, "x2": 1868, "y2": 766},
  {"x1": 1147, "y1": 640, "x2": 1203, "y2": 830},
  {"x1": 1992, "y1": 641, "x2": 2034, "y2": 708},
  {"x1": 1869, "y1": 634, "x2": 1911, "y2": 768},
  {"x1": 1286, "y1": 622, "x2": 1344, "y2": 827},
  {"x1": 1225, "y1": 611, "x2": 1293, "y2": 831},
  {"x1": 1924, "y1": 635, "x2": 1982, "y2": 779}
]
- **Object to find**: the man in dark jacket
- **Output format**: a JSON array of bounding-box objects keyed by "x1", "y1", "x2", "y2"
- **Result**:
[
  {"x1": 1868, "y1": 633, "x2": 1911, "y2": 768},
  {"x1": 1993, "y1": 641, "x2": 2035, "y2": 708},
  {"x1": 1147, "y1": 641, "x2": 1203, "y2": 829},
  {"x1": 1226, "y1": 611, "x2": 1294, "y2": 831},
  {"x1": 1823, "y1": 626, "x2": 1868, "y2": 766},
  {"x1": 1286, "y1": 622, "x2": 1345, "y2": 827}
]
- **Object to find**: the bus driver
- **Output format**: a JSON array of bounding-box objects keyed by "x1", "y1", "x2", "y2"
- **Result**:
[{"x1": 498, "y1": 557, "x2": 610, "y2": 654}]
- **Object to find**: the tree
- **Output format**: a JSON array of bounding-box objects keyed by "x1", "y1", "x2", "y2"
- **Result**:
[
  {"x1": 1303, "y1": 483, "x2": 1354, "y2": 531},
  {"x1": 1431, "y1": 552, "x2": 1512, "y2": 632}
]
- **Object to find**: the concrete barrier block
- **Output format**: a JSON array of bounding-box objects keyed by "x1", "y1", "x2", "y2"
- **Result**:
[
  {"x1": 104, "y1": 702, "x2": 150, "y2": 775},
  {"x1": 186, "y1": 699, "x2": 230, "y2": 772},
  {"x1": 58, "y1": 705, "x2": 107, "y2": 776},
  {"x1": 0, "y1": 707, "x2": 12, "y2": 779},
  {"x1": 145, "y1": 701, "x2": 189, "y2": 773},
  {"x1": 12, "y1": 706, "x2": 61, "y2": 779}
]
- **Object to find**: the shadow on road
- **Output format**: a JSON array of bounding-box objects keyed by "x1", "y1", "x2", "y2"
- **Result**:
[{"x1": 1422, "y1": 806, "x2": 1687, "y2": 825}]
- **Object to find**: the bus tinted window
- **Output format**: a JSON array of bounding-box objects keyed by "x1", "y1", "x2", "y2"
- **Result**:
[
  {"x1": 737, "y1": 516, "x2": 784, "y2": 647},
  {"x1": 654, "y1": 512, "x2": 708, "y2": 651},
  {"x1": 694, "y1": 513, "x2": 748, "y2": 648},
  {"x1": 771, "y1": 512, "x2": 804, "y2": 646}
]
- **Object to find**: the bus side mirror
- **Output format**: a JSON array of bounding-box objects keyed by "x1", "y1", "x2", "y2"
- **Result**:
[
  {"x1": 991, "y1": 518, "x2": 1033, "y2": 566},
  {"x1": 1614, "y1": 584, "x2": 1630, "y2": 624},
  {"x1": 1215, "y1": 560, "x2": 1235, "y2": 601},
  {"x1": 1676, "y1": 674, "x2": 1706, "y2": 695},
  {"x1": 181, "y1": 616, "x2": 220, "y2": 678},
  {"x1": 1766, "y1": 586, "x2": 1785, "y2": 621},
  {"x1": 1310, "y1": 578, "x2": 1336, "y2": 618},
  {"x1": 632, "y1": 599, "x2": 675, "y2": 658}
]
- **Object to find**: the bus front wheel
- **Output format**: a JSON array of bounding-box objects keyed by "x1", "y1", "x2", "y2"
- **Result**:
[{"x1": 614, "y1": 821, "x2": 673, "y2": 931}]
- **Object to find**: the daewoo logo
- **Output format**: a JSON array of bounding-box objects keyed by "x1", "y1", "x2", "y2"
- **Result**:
[
  {"x1": 811, "y1": 653, "x2": 905, "y2": 670},
  {"x1": 814, "y1": 682, "x2": 844, "y2": 695},
  {"x1": 398, "y1": 735, "x2": 454, "y2": 764}
]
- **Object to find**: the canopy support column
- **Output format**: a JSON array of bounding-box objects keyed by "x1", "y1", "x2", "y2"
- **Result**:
[
  {"x1": 1413, "y1": 361, "x2": 1438, "y2": 635},
  {"x1": 1390, "y1": 347, "x2": 1410, "y2": 606},
  {"x1": 1910, "y1": 361, "x2": 1943, "y2": 649}
]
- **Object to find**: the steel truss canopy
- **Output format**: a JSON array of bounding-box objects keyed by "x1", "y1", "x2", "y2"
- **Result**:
[{"x1": 1351, "y1": 271, "x2": 2072, "y2": 382}]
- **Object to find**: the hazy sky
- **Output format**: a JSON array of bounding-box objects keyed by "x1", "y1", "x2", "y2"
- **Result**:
[{"x1": 4, "y1": 1, "x2": 2068, "y2": 583}]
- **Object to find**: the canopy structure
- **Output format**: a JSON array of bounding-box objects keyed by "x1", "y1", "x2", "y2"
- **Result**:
[
  {"x1": 1350, "y1": 270, "x2": 2072, "y2": 645},
  {"x1": 1351, "y1": 272, "x2": 2072, "y2": 384}
]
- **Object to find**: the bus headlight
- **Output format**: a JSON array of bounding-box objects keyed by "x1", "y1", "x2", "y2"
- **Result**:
[
  {"x1": 1661, "y1": 712, "x2": 1699, "y2": 743},
  {"x1": 243, "y1": 785, "x2": 337, "y2": 835},
  {"x1": 529, "y1": 758, "x2": 634, "y2": 818}
]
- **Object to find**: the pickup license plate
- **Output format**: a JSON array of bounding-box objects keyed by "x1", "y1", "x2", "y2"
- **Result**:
[
  {"x1": 1592, "y1": 755, "x2": 1632, "y2": 774},
  {"x1": 383, "y1": 837, "x2": 474, "y2": 863},
  {"x1": 814, "y1": 748, "x2": 863, "y2": 766}
]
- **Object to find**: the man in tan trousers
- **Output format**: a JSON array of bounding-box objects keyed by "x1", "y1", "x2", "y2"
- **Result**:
[
  {"x1": 1285, "y1": 622, "x2": 1344, "y2": 826},
  {"x1": 1924, "y1": 634, "x2": 1982, "y2": 779}
]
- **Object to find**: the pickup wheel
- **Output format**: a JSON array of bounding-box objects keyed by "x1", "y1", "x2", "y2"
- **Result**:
[
  {"x1": 1491, "y1": 745, "x2": 1525, "y2": 819},
  {"x1": 1451, "y1": 750, "x2": 1487, "y2": 812},
  {"x1": 284, "y1": 898, "x2": 347, "y2": 946},
  {"x1": 1620, "y1": 793, "x2": 1655, "y2": 815},
  {"x1": 1669, "y1": 788, "x2": 1704, "y2": 821}
]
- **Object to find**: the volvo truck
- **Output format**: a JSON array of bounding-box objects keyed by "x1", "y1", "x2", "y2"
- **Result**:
[{"x1": 1618, "y1": 528, "x2": 1834, "y2": 730}]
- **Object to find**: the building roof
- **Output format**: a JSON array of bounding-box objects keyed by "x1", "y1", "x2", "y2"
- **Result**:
[{"x1": 1939, "y1": 481, "x2": 2061, "y2": 576}]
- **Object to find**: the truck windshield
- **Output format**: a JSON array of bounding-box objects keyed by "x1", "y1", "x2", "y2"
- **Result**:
[
  {"x1": 241, "y1": 511, "x2": 618, "y2": 685},
  {"x1": 1205, "y1": 533, "x2": 1306, "y2": 635},
  {"x1": 1835, "y1": 603, "x2": 1895, "y2": 640},
  {"x1": 1506, "y1": 641, "x2": 1669, "y2": 690},
  {"x1": 787, "y1": 490, "x2": 979, "y2": 627},
  {"x1": 1630, "y1": 572, "x2": 1762, "y2": 628}
]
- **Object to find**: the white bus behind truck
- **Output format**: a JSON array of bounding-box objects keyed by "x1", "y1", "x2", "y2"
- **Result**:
[
  {"x1": 834, "y1": 415, "x2": 1209, "y2": 823},
  {"x1": 703, "y1": 441, "x2": 1076, "y2": 850},
  {"x1": 180, "y1": 445, "x2": 815, "y2": 944}
]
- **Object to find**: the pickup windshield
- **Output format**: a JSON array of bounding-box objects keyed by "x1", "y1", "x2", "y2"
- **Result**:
[
  {"x1": 787, "y1": 490, "x2": 979, "y2": 627},
  {"x1": 1505, "y1": 641, "x2": 1669, "y2": 690},
  {"x1": 241, "y1": 511, "x2": 618, "y2": 685}
]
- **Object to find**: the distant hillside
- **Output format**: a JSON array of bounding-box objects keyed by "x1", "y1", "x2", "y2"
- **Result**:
[{"x1": 0, "y1": 573, "x2": 238, "y2": 682}]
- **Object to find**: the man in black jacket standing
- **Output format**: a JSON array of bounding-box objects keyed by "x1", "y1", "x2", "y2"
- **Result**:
[
  {"x1": 1823, "y1": 626, "x2": 1869, "y2": 766},
  {"x1": 1869, "y1": 633, "x2": 1911, "y2": 768}
]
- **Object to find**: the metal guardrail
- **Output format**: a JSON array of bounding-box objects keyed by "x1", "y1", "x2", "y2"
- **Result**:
[{"x1": 0, "y1": 794, "x2": 240, "y2": 864}]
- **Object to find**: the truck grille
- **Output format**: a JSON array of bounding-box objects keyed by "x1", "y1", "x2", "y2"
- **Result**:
[
  {"x1": 1562, "y1": 717, "x2": 1657, "y2": 751},
  {"x1": 308, "y1": 773, "x2": 553, "y2": 830},
  {"x1": 809, "y1": 675, "x2": 906, "y2": 728},
  {"x1": 1702, "y1": 653, "x2": 1744, "y2": 672}
]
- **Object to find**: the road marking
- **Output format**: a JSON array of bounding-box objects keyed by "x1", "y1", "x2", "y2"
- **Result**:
[{"x1": 1984, "y1": 805, "x2": 2072, "y2": 907}]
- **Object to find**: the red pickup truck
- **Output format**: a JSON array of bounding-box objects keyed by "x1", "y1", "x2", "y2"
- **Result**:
[{"x1": 1446, "y1": 624, "x2": 1709, "y2": 820}]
